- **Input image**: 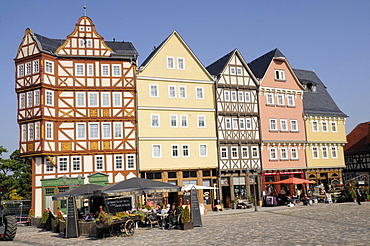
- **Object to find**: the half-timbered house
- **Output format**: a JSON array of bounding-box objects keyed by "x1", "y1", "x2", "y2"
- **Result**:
[
  {"x1": 206, "y1": 49, "x2": 261, "y2": 207},
  {"x1": 15, "y1": 16, "x2": 138, "y2": 216}
]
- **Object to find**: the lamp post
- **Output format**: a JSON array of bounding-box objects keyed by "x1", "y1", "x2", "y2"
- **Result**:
[{"x1": 249, "y1": 172, "x2": 258, "y2": 212}]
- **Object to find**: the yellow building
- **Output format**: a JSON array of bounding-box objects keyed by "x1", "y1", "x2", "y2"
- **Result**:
[
  {"x1": 294, "y1": 69, "x2": 347, "y2": 188},
  {"x1": 137, "y1": 31, "x2": 218, "y2": 208}
]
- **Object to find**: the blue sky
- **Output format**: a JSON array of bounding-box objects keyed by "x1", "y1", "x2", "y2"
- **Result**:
[{"x1": 1, "y1": 0, "x2": 369, "y2": 157}]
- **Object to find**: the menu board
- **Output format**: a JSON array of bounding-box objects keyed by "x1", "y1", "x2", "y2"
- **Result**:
[
  {"x1": 66, "y1": 195, "x2": 78, "y2": 238},
  {"x1": 190, "y1": 189, "x2": 202, "y2": 227},
  {"x1": 105, "y1": 197, "x2": 132, "y2": 214}
]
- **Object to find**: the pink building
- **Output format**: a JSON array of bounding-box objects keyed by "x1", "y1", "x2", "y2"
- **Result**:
[{"x1": 249, "y1": 49, "x2": 306, "y2": 197}]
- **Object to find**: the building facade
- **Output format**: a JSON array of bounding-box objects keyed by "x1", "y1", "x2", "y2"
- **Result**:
[
  {"x1": 206, "y1": 49, "x2": 261, "y2": 207},
  {"x1": 248, "y1": 49, "x2": 307, "y2": 196},
  {"x1": 294, "y1": 69, "x2": 347, "y2": 189},
  {"x1": 136, "y1": 32, "x2": 218, "y2": 209},
  {"x1": 15, "y1": 16, "x2": 138, "y2": 216}
]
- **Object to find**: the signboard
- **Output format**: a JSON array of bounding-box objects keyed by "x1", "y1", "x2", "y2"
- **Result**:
[
  {"x1": 66, "y1": 195, "x2": 79, "y2": 238},
  {"x1": 190, "y1": 188, "x2": 202, "y2": 227},
  {"x1": 263, "y1": 171, "x2": 304, "y2": 176},
  {"x1": 105, "y1": 197, "x2": 132, "y2": 214}
]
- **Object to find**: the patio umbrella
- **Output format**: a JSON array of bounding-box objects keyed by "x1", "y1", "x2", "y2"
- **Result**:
[
  {"x1": 272, "y1": 177, "x2": 316, "y2": 184},
  {"x1": 181, "y1": 184, "x2": 218, "y2": 191},
  {"x1": 95, "y1": 177, "x2": 182, "y2": 197},
  {"x1": 52, "y1": 184, "x2": 103, "y2": 200}
]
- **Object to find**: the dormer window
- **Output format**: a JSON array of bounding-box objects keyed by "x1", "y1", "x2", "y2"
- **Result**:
[
  {"x1": 275, "y1": 69, "x2": 285, "y2": 81},
  {"x1": 311, "y1": 85, "x2": 317, "y2": 92}
]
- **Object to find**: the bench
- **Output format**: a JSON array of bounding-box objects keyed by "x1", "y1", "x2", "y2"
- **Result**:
[{"x1": 236, "y1": 201, "x2": 253, "y2": 209}]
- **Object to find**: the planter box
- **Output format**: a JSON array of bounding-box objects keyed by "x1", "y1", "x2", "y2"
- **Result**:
[
  {"x1": 78, "y1": 221, "x2": 96, "y2": 237},
  {"x1": 181, "y1": 222, "x2": 194, "y2": 230},
  {"x1": 59, "y1": 221, "x2": 66, "y2": 235},
  {"x1": 30, "y1": 217, "x2": 41, "y2": 228}
]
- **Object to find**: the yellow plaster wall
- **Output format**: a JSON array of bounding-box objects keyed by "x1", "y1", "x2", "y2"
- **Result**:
[
  {"x1": 305, "y1": 145, "x2": 345, "y2": 168},
  {"x1": 305, "y1": 118, "x2": 347, "y2": 142}
]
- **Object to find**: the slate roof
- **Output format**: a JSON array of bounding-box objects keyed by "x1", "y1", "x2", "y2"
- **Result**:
[
  {"x1": 139, "y1": 34, "x2": 168, "y2": 68},
  {"x1": 344, "y1": 122, "x2": 370, "y2": 155},
  {"x1": 206, "y1": 49, "x2": 235, "y2": 76},
  {"x1": 248, "y1": 48, "x2": 285, "y2": 79},
  {"x1": 32, "y1": 31, "x2": 138, "y2": 58},
  {"x1": 293, "y1": 68, "x2": 347, "y2": 117}
]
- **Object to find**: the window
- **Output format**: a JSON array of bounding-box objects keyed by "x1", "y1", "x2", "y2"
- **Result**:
[
  {"x1": 196, "y1": 87, "x2": 204, "y2": 99},
  {"x1": 245, "y1": 92, "x2": 251, "y2": 102},
  {"x1": 113, "y1": 93, "x2": 121, "y2": 107},
  {"x1": 76, "y1": 64, "x2": 84, "y2": 76},
  {"x1": 33, "y1": 60, "x2": 39, "y2": 73},
  {"x1": 179, "y1": 86, "x2": 186, "y2": 99},
  {"x1": 35, "y1": 122, "x2": 40, "y2": 140},
  {"x1": 312, "y1": 146, "x2": 319, "y2": 159},
  {"x1": 77, "y1": 92, "x2": 85, "y2": 107},
  {"x1": 72, "y1": 157, "x2": 81, "y2": 171},
  {"x1": 96, "y1": 156, "x2": 104, "y2": 170},
  {"x1": 287, "y1": 95, "x2": 295, "y2": 107},
  {"x1": 102, "y1": 123, "x2": 111, "y2": 139},
  {"x1": 252, "y1": 147, "x2": 259, "y2": 158},
  {"x1": 46, "y1": 122, "x2": 53, "y2": 139},
  {"x1": 290, "y1": 120, "x2": 298, "y2": 132},
  {"x1": 34, "y1": 90, "x2": 40, "y2": 106},
  {"x1": 20, "y1": 93, "x2": 25, "y2": 109},
  {"x1": 182, "y1": 144, "x2": 190, "y2": 157},
  {"x1": 225, "y1": 118, "x2": 231, "y2": 129},
  {"x1": 167, "y1": 57, "x2": 174, "y2": 69},
  {"x1": 266, "y1": 93, "x2": 274, "y2": 105},
  {"x1": 45, "y1": 60, "x2": 54, "y2": 74},
  {"x1": 147, "y1": 172, "x2": 162, "y2": 179},
  {"x1": 168, "y1": 172, "x2": 177, "y2": 178},
  {"x1": 89, "y1": 123, "x2": 99, "y2": 139},
  {"x1": 280, "y1": 148, "x2": 288, "y2": 160},
  {"x1": 115, "y1": 155, "x2": 123, "y2": 169},
  {"x1": 291, "y1": 147, "x2": 298, "y2": 160},
  {"x1": 183, "y1": 171, "x2": 197, "y2": 178},
  {"x1": 169, "y1": 85, "x2": 176, "y2": 98},
  {"x1": 322, "y1": 121, "x2": 328, "y2": 132},
  {"x1": 237, "y1": 68, "x2": 242, "y2": 75},
  {"x1": 270, "y1": 148, "x2": 277, "y2": 160},
  {"x1": 102, "y1": 93, "x2": 110, "y2": 107},
  {"x1": 28, "y1": 123, "x2": 34, "y2": 141},
  {"x1": 87, "y1": 39, "x2": 92, "y2": 48},
  {"x1": 89, "y1": 93, "x2": 98, "y2": 107},
  {"x1": 231, "y1": 91, "x2": 237, "y2": 102},
  {"x1": 127, "y1": 155, "x2": 135, "y2": 169},
  {"x1": 199, "y1": 144, "x2": 207, "y2": 157},
  {"x1": 45, "y1": 160, "x2": 54, "y2": 172},
  {"x1": 79, "y1": 39, "x2": 85, "y2": 47},
  {"x1": 230, "y1": 67, "x2": 236, "y2": 74},
  {"x1": 238, "y1": 92, "x2": 244, "y2": 102},
  {"x1": 170, "y1": 115, "x2": 177, "y2": 127},
  {"x1": 150, "y1": 84, "x2": 158, "y2": 97},
  {"x1": 275, "y1": 69, "x2": 285, "y2": 80},
  {"x1": 46, "y1": 90, "x2": 53, "y2": 106},
  {"x1": 220, "y1": 147, "x2": 227, "y2": 159},
  {"x1": 242, "y1": 147, "x2": 248, "y2": 158},
  {"x1": 114, "y1": 123, "x2": 122, "y2": 138},
  {"x1": 25, "y1": 62, "x2": 31, "y2": 75},
  {"x1": 231, "y1": 147, "x2": 238, "y2": 159},
  {"x1": 152, "y1": 144, "x2": 161, "y2": 158},
  {"x1": 277, "y1": 94, "x2": 284, "y2": 106},
  {"x1": 312, "y1": 121, "x2": 318, "y2": 132},
  {"x1": 21, "y1": 125, "x2": 26, "y2": 142},
  {"x1": 239, "y1": 119, "x2": 245, "y2": 129},
  {"x1": 87, "y1": 64, "x2": 94, "y2": 76},
  {"x1": 198, "y1": 115, "x2": 206, "y2": 128},
  {"x1": 280, "y1": 119, "x2": 288, "y2": 132},
  {"x1": 224, "y1": 91, "x2": 230, "y2": 101},
  {"x1": 232, "y1": 119, "x2": 238, "y2": 129},
  {"x1": 177, "y1": 57, "x2": 185, "y2": 70},
  {"x1": 59, "y1": 157, "x2": 68, "y2": 172},
  {"x1": 180, "y1": 115, "x2": 188, "y2": 128},
  {"x1": 151, "y1": 114, "x2": 160, "y2": 127},
  {"x1": 331, "y1": 122, "x2": 337, "y2": 132},
  {"x1": 269, "y1": 119, "x2": 277, "y2": 131},
  {"x1": 322, "y1": 146, "x2": 328, "y2": 158},
  {"x1": 18, "y1": 64, "x2": 24, "y2": 77},
  {"x1": 331, "y1": 146, "x2": 337, "y2": 158},
  {"x1": 27, "y1": 91, "x2": 33, "y2": 108},
  {"x1": 171, "y1": 145, "x2": 179, "y2": 157},
  {"x1": 102, "y1": 65, "x2": 109, "y2": 76},
  {"x1": 77, "y1": 123, "x2": 86, "y2": 139},
  {"x1": 113, "y1": 65, "x2": 121, "y2": 76}
]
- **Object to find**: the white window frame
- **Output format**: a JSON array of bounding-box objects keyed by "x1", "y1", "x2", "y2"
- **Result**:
[
  {"x1": 245, "y1": 91, "x2": 251, "y2": 102},
  {"x1": 331, "y1": 146, "x2": 338, "y2": 159},
  {"x1": 312, "y1": 146, "x2": 319, "y2": 159},
  {"x1": 35, "y1": 122, "x2": 40, "y2": 140},
  {"x1": 58, "y1": 157, "x2": 68, "y2": 172},
  {"x1": 198, "y1": 115, "x2": 206, "y2": 128},
  {"x1": 152, "y1": 144, "x2": 161, "y2": 158},
  {"x1": 151, "y1": 114, "x2": 160, "y2": 127},
  {"x1": 199, "y1": 144, "x2": 207, "y2": 157},
  {"x1": 266, "y1": 93, "x2": 274, "y2": 105},
  {"x1": 126, "y1": 154, "x2": 136, "y2": 170},
  {"x1": 168, "y1": 85, "x2": 176, "y2": 98},
  {"x1": 224, "y1": 91, "x2": 230, "y2": 101},
  {"x1": 76, "y1": 123, "x2": 86, "y2": 140},
  {"x1": 280, "y1": 119, "x2": 288, "y2": 132},
  {"x1": 150, "y1": 84, "x2": 159, "y2": 98},
  {"x1": 45, "y1": 60, "x2": 54, "y2": 74},
  {"x1": 115, "y1": 155, "x2": 124, "y2": 170},
  {"x1": 87, "y1": 64, "x2": 94, "y2": 76},
  {"x1": 280, "y1": 147, "x2": 288, "y2": 160},
  {"x1": 275, "y1": 69, "x2": 285, "y2": 81},
  {"x1": 167, "y1": 56, "x2": 174, "y2": 69},
  {"x1": 33, "y1": 60, "x2": 39, "y2": 74},
  {"x1": 230, "y1": 67, "x2": 236, "y2": 75},
  {"x1": 76, "y1": 92, "x2": 85, "y2": 107},
  {"x1": 312, "y1": 121, "x2": 319, "y2": 132},
  {"x1": 88, "y1": 92, "x2": 99, "y2": 107},
  {"x1": 45, "y1": 158, "x2": 54, "y2": 173},
  {"x1": 21, "y1": 125, "x2": 26, "y2": 142},
  {"x1": 196, "y1": 87, "x2": 204, "y2": 100},
  {"x1": 20, "y1": 93, "x2": 25, "y2": 109},
  {"x1": 45, "y1": 90, "x2": 54, "y2": 106},
  {"x1": 237, "y1": 68, "x2": 242, "y2": 75},
  {"x1": 330, "y1": 121, "x2": 337, "y2": 132},
  {"x1": 170, "y1": 114, "x2": 178, "y2": 128},
  {"x1": 180, "y1": 114, "x2": 188, "y2": 128},
  {"x1": 34, "y1": 90, "x2": 40, "y2": 106},
  {"x1": 113, "y1": 92, "x2": 122, "y2": 107},
  {"x1": 232, "y1": 118, "x2": 238, "y2": 130},
  {"x1": 89, "y1": 123, "x2": 99, "y2": 139},
  {"x1": 290, "y1": 119, "x2": 298, "y2": 132},
  {"x1": 239, "y1": 118, "x2": 245, "y2": 130},
  {"x1": 171, "y1": 144, "x2": 179, "y2": 158},
  {"x1": 241, "y1": 147, "x2": 249, "y2": 159},
  {"x1": 246, "y1": 118, "x2": 252, "y2": 130},
  {"x1": 114, "y1": 122, "x2": 123, "y2": 139},
  {"x1": 269, "y1": 118, "x2": 277, "y2": 131},
  {"x1": 72, "y1": 157, "x2": 81, "y2": 172},
  {"x1": 95, "y1": 156, "x2": 104, "y2": 171},
  {"x1": 112, "y1": 64, "x2": 121, "y2": 77},
  {"x1": 28, "y1": 123, "x2": 34, "y2": 141},
  {"x1": 75, "y1": 63, "x2": 85, "y2": 76},
  {"x1": 269, "y1": 147, "x2": 277, "y2": 160},
  {"x1": 101, "y1": 64, "x2": 109, "y2": 76},
  {"x1": 101, "y1": 92, "x2": 110, "y2": 107},
  {"x1": 27, "y1": 91, "x2": 33, "y2": 108},
  {"x1": 182, "y1": 144, "x2": 190, "y2": 157},
  {"x1": 231, "y1": 147, "x2": 238, "y2": 159},
  {"x1": 102, "y1": 123, "x2": 111, "y2": 139},
  {"x1": 179, "y1": 86, "x2": 186, "y2": 99},
  {"x1": 277, "y1": 94, "x2": 284, "y2": 106},
  {"x1": 290, "y1": 147, "x2": 298, "y2": 160},
  {"x1": 225, "y1": 118, "x2": 231, "y2": 129},
  {"x1": 238, "y1": 92, "x2": 244, "y2": 102},
  {"x1": 231, "y1": 91, "x2": 237, "y2": 102},
  {"x1": 252, "y1": 146, "x2": 259, "y2": 158},
  {"x1": 46, "y1": 122, "x2": 53, "y2": 140},
  {"x1": 220, "y1": 147, "x2": 228, "y2": 159},
  {"x1": 322, "y1": 146, "x2": 328, "y2": 159},
  {"x1": 25, "y1": 62, "x2": 31, "y2": 75},
  {"x1": 322, "y1": 121, "x2": 328, "y2": 132},
  {"x1": 287, "y1": 94, "x2": 295, "y2": 107},
  {"x1": 177, "y1": 57, "x2": 185, "y2": 70},
  {"x1": 18, "y1": 64, "x2": 24, "y2": 77}
]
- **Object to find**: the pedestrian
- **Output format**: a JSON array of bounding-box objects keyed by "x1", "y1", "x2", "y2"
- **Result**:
[{"x1": 356, "y1": 185, "x2": 362, "y2": 205}]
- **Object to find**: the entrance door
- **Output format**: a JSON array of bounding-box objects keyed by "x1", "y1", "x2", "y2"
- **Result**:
[
  {"x1": 45, "y1": 196, "x2": 54, "y2": 212},
  {"x1": 222, "y1": 186, "x2": 231, "y2": 208}
]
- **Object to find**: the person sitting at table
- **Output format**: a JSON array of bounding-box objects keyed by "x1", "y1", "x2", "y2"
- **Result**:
[
  {"x1": 237, "y1": 197, "x2": 248, "y2": 208},
  {"x1": 84, "y1": 213, "x2": 94, "y2": 221},
  {"x1": 160, "y1": 205, "x2": 168, "y2": 215}
]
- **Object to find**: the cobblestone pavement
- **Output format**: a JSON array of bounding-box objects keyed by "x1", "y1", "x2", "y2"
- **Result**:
[{"x1": 5, "y1": 202, "x2": 370, "y2": 246}]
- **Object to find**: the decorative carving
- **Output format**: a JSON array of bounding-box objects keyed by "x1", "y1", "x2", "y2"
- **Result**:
[
  {"x1": 61, "y1": 142, "x2": 72, "y2": 151},
  {"x1": 90, "y1": 109, "x2": 98, "y2": 117},
  {"x1": 103, "y1": 109, "x2": 110, "y2": 117},
  {"x1": 27, "y1": 143, "x2": 34, "y2": 152},
  {"x1": 104, "y1": 141, "x2": 110, "y2": 150},
  {"x1": 90, "y1": 141, "x2": 98, "y2": 150}
]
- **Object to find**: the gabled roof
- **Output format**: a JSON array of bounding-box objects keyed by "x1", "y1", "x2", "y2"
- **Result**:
[
  {"x1": 293, "y1": 68, "x2": 348, "y2": 117},
  {"x1": 248, "y1": 48, "x2": 285, "y2": 79},
  {"x1": 344, "y1": 122, "x2": 370, "y2": 155},
  {"x1": 31, "y1": 30, "x2": 138, "y2": 58},
  {"x1": 206, "y1": 50, "x2": 235, "y2": 76}
]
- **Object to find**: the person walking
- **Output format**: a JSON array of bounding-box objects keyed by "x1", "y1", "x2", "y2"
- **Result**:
[{"x1": 356, "y1": 185, "x2": 362, "y2": 205}]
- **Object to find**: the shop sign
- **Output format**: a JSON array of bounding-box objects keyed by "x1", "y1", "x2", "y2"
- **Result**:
[{"x1": 263, "y1": 171, "x2": 303, "y2": 176}]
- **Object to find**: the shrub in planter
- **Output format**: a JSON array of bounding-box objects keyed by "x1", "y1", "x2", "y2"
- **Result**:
[{"x1": 180, "y1": 206, "x2": 193, "y2": 230}]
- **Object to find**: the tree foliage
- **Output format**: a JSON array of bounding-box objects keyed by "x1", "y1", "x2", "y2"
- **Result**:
[{"x1": 0, "y1": 146, "x2": 31, "y2": 200}]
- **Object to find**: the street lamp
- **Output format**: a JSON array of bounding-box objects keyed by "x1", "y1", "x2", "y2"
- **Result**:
[{"x1": 249, "y1": 172, "x2": 258, "y2": 212}]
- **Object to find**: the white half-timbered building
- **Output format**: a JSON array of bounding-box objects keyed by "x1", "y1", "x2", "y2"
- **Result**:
[
  {"x1": 207, "y1": 49, "x2": 261, "y2": 207},
  {"x1": 15, "y1": 16, "x2": 138, "y2": 216}
]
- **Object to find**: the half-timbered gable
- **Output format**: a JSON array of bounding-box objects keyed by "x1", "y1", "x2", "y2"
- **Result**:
[
  {"x1": 207, "y1": 49, "x2": 260, "y2": 204},
  {"x1": 15, "y1": 16, "x2": 138, "y2": 216}
]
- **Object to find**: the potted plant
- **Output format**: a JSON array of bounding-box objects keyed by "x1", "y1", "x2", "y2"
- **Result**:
[
  {"x1": 54, "y1": 211, "x2": 65, "y2": 233},
  {"x1": 40, "y1": 209, "x2": 49, "y2": 229},
  {"x1": 180, "y1": 206, "x2": 193, "y2": 230},
  {"x1": 27, "y1": 208, "x2": 35, "y2": 226}
]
